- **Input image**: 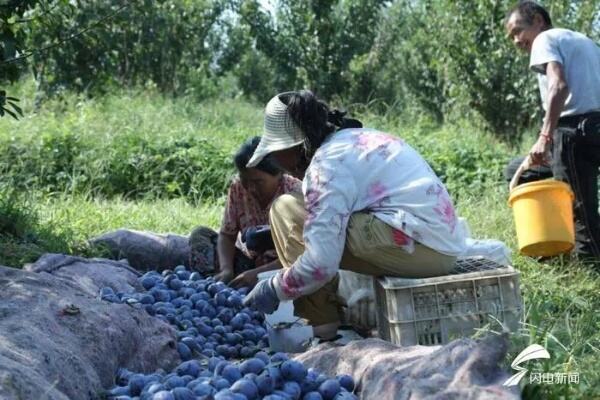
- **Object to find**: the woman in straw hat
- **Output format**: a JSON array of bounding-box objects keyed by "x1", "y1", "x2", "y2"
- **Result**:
[{"x1": 244, "y1": 90, "x2": 467, "y2": 339}]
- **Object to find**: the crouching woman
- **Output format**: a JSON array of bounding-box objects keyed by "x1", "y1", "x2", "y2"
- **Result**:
[{"x1": 244, "y1": 91, "x2": 467, "y2": 339}]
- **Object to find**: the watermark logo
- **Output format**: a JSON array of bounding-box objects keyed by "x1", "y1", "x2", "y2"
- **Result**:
[
  {"x1": 504, "y1": 344, "x2": 550, "y2": 386},
  {"x1": 503, "y1": 344, "x2": 579, "y2": 386}
]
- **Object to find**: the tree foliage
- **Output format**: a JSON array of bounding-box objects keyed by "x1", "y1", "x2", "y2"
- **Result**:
[
  {"x1": 0, "y1": 0, "x2": 41, "y2": 118},
  {"x1": 0, "y1": 0, "x2": 39, "y2": 82},
  {"x1": 229, "y1": 0, "x2": 387, "y2": 101},
  {"x1": 24, "y1": 0, "x2": 226, "y2": 98},
  {"x1": 1, "y1": 0, "x2": 599, "y2": 139}
]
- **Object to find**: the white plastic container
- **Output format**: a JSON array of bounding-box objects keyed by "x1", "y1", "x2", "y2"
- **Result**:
[
  {"x1": 257, "y1": 270, "x2": 314, "y2": 353},
  {"x1": 338, "y1": 270, "x2": 377, "y2": 329},
  {"x1": 374, "y1": 258, "x2": 522, "y2": 346}
]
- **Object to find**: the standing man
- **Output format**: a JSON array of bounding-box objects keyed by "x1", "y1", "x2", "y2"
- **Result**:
[{"x1": 505, "y1": 1, "x2": 600, "y2": 264}]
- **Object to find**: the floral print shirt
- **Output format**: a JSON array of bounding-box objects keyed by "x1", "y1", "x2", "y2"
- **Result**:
[
  {"x1": 220, "y1": 174, "x2": 302, "y2": 258},
  {"x1": 273, "y1": 128, "x2": 467, "y2": 300}
]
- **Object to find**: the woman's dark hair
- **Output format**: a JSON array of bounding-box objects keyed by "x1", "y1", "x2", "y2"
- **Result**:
[
  {"x1": 280, "y1": 90, "x2": 362, "y2": 158},
  {"x1": 234, "y1": 136, "x2": 282, "y2": 176},
  {"x1": 507, "y1": 1, "x2": 552, "y2": 28}
]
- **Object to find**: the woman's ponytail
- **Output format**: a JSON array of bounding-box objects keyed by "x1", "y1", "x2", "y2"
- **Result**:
[
  {"x1": 327, "y1": 109, "x2": 363, "y2": 130},
  {"x1": 282, "y1": 90, "x2": 362, "y2": 159}
]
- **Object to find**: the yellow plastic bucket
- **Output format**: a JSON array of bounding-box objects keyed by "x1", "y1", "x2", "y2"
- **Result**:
[{"x1": 508, "y1": 179, "x2": 575, "y2": 257}]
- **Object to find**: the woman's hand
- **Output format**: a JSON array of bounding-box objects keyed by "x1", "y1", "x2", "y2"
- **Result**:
[
  {"x1": 214, "y1": 269, "x2": 234, "y2": 283},
  {"x1": 243, "y1": 277, "x2": 280, "y2": 314},
  {"x1": 230, "y1": 268, "x2": 259, "y2": 289}
]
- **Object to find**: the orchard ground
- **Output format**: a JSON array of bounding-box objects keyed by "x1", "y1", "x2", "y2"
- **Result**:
[{"x1": 0, "y1": 82, "x2": 598, "y2": 399}]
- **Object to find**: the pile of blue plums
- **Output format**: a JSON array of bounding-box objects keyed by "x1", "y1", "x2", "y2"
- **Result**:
[
  {"x1": 101, "y1": 266, "x2": 360, "y2": 399},
  {"x1": 107, "y1": 352, "x2": 358, "y2": 400},
  {"x1": 100, "y1": 265, "x2": 268, "y2": 360}
]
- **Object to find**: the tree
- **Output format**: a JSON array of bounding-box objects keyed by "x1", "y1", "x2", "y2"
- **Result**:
[
  {"x1": 347, "y1": 0, "x2": 599, "y2": 142},
  {"x1": 25, "y1": 0, "x2": 226, "y2": 97},
  {"x1": 232, "y1": 0, "x2": 387, "y2": 101},
  {"x1": 0, "y1": 0, "x2": 39, "y2": 118}
]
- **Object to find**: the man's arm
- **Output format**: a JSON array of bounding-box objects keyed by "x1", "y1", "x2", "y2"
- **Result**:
[
  {"x1": 529, "y1": 61, "x2": 569, "y2": 165},
  {"x1": 541, "y1": 61, "x2": 569, "y2": 138}
]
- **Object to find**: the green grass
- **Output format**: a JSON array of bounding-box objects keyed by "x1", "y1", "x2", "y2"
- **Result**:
[
  {"x1": 0, "y1": 83, "x2": 598, "y2": 399},
  {"x1": 0, "y1": 80, "x2": 263, "y2": 147},
  {"x1": 0, "y1": 80, "x2": 515, "y2": 201},
  {"x1": 0, "y1": 81, "x2": 262, "y2": 201},
  {"x1": 0, "y1": 192, "x2": 225, "y2": 267},
  {"x1": 459, "y1": 184, "x2": 600, "y2": 399}
]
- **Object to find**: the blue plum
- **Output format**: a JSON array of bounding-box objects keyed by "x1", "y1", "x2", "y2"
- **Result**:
[
  {"x1": 333, "y1": 392, "x2": 358, "y2": 400},
  {"x1": 146, "y1": 383, "x2": 166, "y2": 395},
  {"x1": 171, "y1": 387, "x2": 196, "y2": 400},
  {"x1": 336, "y1": 375, "x2": 354, "y2": 392},
  {"x1": 169, "y1": 279, "x2": 184, "y2": 291},
  {"x1": 255, "y1": 374, "x2": 274, "y2": 396},
  {"x1": 270, "y1": 352, "x2": 289, "y2": 363},
  {"x1": 175, "y1": 360, "x2": 201, "y2": 377},
  {"x1": 221, "y1": 364, "x2": 242, "y2": 384},
  {"x1": 164, "y1": 375, "x2": 186, "y2": 389},
  {"x1": 192, "y1": 383, "x2": 215, "y2": 396},
  {"x1": 152, "y1": 391, "x2": 175, "y2": 400},
  {"x1": 189, "y1": 272, "x2": 202, "y2": 281},
  {"x1": 281, "y1": 360, "x2": 307, "y2": 383},
  {"x1": 230, "y1": 378, "x2": 259, "y2": 400},
  {"x1": 303, "y1": 392, "x2": 324, "y2": 400},
  {"x1": 283, "y1": 381, "x2": 302, "y2": 400},
  {"x1": 239, "y1": 358, "x2": 266, "y2": 375},
  {"x1": 318, "y1": 379, "x2": 341, "y2": 400},
  {"x1": 128, "y1": 374, "x2": 146, "y2": 395},
  {"x1": 213, "y1": 378, "x2": 231, "y2": 390},
  {"x1": 177, "y1": 342, "x2": 192, "y2": 361},
  {"x1": 254, "y1": 351, "x2": 270, "y2": 364}
]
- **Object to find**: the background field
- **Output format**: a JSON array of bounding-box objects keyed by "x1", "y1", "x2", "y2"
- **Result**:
[{"x1": 0, "y1": 81, "x2": 598, "y2": 399}]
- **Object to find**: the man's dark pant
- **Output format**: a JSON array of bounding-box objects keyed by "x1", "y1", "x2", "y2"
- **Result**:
[
  {"x1": 504, "y1": 156, "x2": 553, "y2": 184},
  {"x1": 552, "y1": 119, "x2": 600, "y2": 260}
]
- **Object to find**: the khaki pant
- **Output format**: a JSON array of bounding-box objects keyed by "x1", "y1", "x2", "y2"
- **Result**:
[{"x1": 270, "y1": 193, "x2": 456, "y2": 327}]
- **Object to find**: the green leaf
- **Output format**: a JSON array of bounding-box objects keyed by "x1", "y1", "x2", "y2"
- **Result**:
[
  {"x1": 3, "y1": 107, "x2": 18, "y2": 120},
  {"x1": 8, "y1": 102, "x2": 23, "y2": 117}
]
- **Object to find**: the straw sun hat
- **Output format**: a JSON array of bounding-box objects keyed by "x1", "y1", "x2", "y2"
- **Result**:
[{"x1": 246, "y1": 92, "x2": 305, "y2": 168}]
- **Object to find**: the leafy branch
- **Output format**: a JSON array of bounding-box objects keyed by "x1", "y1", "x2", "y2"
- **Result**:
[
  {"x1": 0, "y1": 2, "x2": 130, "y2": 66},
  {"x1": 0, "y1": 90, "x2": 23, "y2": 120}
]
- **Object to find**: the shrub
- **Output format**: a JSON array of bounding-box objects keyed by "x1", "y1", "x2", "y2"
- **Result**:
[
  {"x1": 416, "y1": 134, "x2": 510, "y2": 195},
  {"x1": 0, "y1": 133, "x2": 234, "y2": 202}
]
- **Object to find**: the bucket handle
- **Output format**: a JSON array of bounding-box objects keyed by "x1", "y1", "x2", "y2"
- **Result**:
[{"x1": 509, "y1": 155, "x2": 532, "y2": 192}]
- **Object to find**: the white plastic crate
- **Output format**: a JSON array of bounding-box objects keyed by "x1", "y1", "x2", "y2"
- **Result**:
[{"x1": 374, "y1": 258, "x2": 522, "y2": 346}]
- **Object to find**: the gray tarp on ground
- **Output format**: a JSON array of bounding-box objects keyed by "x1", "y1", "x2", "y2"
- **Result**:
[
  {"x1": 0, "y1": 254, "x2": 179, "y2": 400},
  {"x1": 2, "y1": 252, "x2": 520, "y2": 399},
  {"x1": 295, "y1": 335, "x2": 521, "y2": 400},
  {"x1": 89, "y1": 229, "x2": 191, "y2": 271}
]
